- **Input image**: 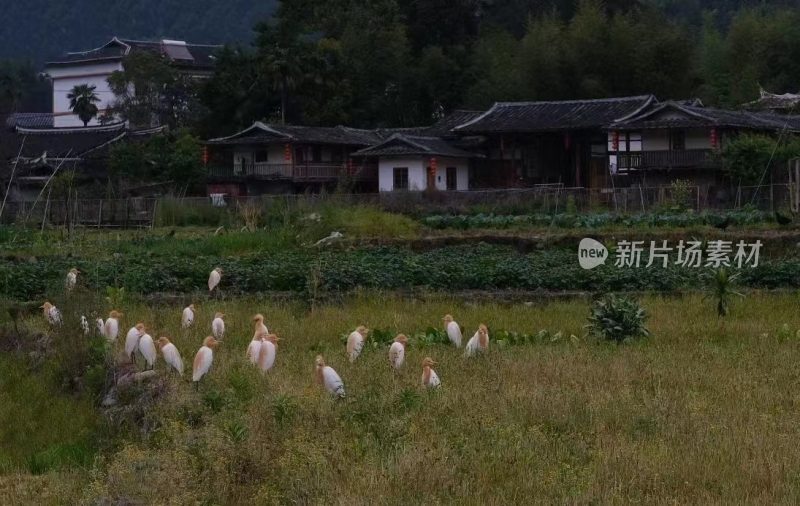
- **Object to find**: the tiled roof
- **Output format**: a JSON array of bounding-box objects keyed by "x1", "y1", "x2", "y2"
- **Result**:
[
  {"x1": 422, "y1": 110, "x2": 484, "y2": 137},
  {"x1": 454, "y1": 95, "x2": 656, "y2": 133},
  {"x1": 206, "y1": 122, "x2": 383, "y2": 146},
  {"x1": 352, "y1": 134, "x2": 480, "y2": 158},
  {"x1": 742, "y1": 88, "x2": 800, "y2": 112},
  {"x1": 610, "y1": 101, "x2": 800, "y2": 131},
  {"x1": 6, "y1": 113, "x2": 54, "y2": 129},
  {"x1": 46, "y1": 37, "x2": 221, "y2": 69}
]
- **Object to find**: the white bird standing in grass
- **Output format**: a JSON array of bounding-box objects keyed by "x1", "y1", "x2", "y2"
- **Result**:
[
  {"x1": 443, "y1": 314, "x2": 463, "y2": 348},
  {"x1": 208, "y1": 267, "x2": 222, "y2": 292},
  {"x1": 80, "y1": 316, "x2": 90, "y2": 336},
  {"x1": 96, "y1": 318, "x2": 106, "y2": 338},
  {"x1": 157, "y1": 337, "x2": 184, "y2": 375},
  {"x1": 211, "y1": 312, "x2": 225, "y2": 339},
  {"x1": 193, "y1": 336, "x2": 220, "y2": 386},
  {"x1": 257, "y1": 333, "x2": 280, "y2": 373},
  {"x1": 105, "y1": 310, "x2": 122, "y2": 342},
  {"x1": 346, "y1": 325, "x2": 368, "y2": 362},
  {"x1": 421, "y1": 357, "x2": 441, "y2": 389},
  {"x1": 40, "y1": 302, "x2": 62, "y2": 326},
  {"x1": 246, "y1": 334, "x2": 262, "y2": 365},
  {"x1": 65, "y1": 268, "x2": 79, "y2": 292},
  {"x1": 465, "y1": 324, "x2": 489, "y2": 357},
  {"x1": 124, "y1": 323, "x2": 145, "y2": 360},
  {"x1": 138, "y1": 332, "x2": 157, "y2": 369},
  {"x1": 389, "y1": 334, "x2": 408, "y2": 369},
  {"x1": 182, "y1": 304, "x2": 195, "y2": 329},
  {"x1": 315, "y1": 355, "x2": 345, "y2": 398}
]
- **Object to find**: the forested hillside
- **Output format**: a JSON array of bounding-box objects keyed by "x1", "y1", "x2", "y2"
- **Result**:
[{"x1": 0, "y1": 0, "x2": 278, "y2": 61}]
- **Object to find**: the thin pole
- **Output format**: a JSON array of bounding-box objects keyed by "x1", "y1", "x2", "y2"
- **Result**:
[{"x1": 0, "y1": 135, "x2": 26, "y2": 220}]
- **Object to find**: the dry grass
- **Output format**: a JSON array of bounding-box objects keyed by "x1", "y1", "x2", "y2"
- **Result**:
[{"x1": 8, "y1": 291, "x2": 800, "y2": 504}]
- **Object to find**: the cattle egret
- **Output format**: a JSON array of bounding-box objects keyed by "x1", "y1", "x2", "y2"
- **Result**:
[
  {"x1": 40, "y1": 302, "x2": 62, "y2": 326},
  {"x1": 465, "y1": 324, "x2": 489, "y2": 357},
  {"x1": 96, "y1": 318, "x2": 106, "y2": 338},
  {"x1": 421, "y1": 357, "x2": 441, "y2": 389},
  {"x1": 65, "y1": 268, "x2": 79, "y2": 292},
  {"x1": 443, "y1": 314, "x2": 463, "y2": 348},
  {"x1": 124, "y1": 323, "x2": 145, "y2": 360},
  {"x1": 157, "y1": 337, "x2": 184, "y2": 375},
  {"x1": 212, "y1": 312, "x2": 225, "y2": 339},
  {"x1": 389, "y1": 334, "x2": 408, "y2": 369},
  {"x1": 257, "y1": 333, "x2": 280, "y2": 373},
  {"x1": 182, "y1": 304, "x2": 195, "y2": 328},
  {"x1": 80, "y1": 315, "x2": 90, "y2": 336},
  {"x1": 105, "y1": 311, "x2": 122, "y2": 342},
  {"x1": 208, "y1": 267, "x2": 222, "y2": 292},
  {"x1": 315, "y1": 355, "x2": 345, "y2": 398},
  {"x1": 193, "y1": 336, "x2": 219, "y2": 386},
  {"x1": 252, "y1": 314, "x2": 268, "y2": 338},
  {"x1": 138, "y1": 333, "x2": 157, "y2": 369},
  {"x1": 346, "y1": 325, "x2": 368, "y2": 362},
  {"x1": 246, "y1": 335, "x2": 262, "y2": 365}
]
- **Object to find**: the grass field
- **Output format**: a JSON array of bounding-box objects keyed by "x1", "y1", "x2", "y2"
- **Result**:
[{"x1": 4, "y1": 291, "x2": 800, "y2": 504}]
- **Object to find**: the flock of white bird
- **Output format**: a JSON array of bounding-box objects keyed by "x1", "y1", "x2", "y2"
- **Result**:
[{"x1": 39, "y1": 267, "x2": 492, "y2": 397}]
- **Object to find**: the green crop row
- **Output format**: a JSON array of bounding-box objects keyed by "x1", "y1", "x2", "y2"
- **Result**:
[{"x1": 1, "y1": 244, "x2": 798, "y2": 301}]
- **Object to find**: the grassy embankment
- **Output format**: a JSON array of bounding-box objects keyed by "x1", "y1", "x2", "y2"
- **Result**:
[{"x1": 3, "y1": 292, "x2": 800, "y2": 503}]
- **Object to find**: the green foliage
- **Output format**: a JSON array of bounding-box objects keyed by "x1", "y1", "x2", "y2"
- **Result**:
[
  {"x1": 669, "y1": 179, "x2": 693, "y2": 211},
  {"x1": 707, "y1": 267, "x2": 743, "y2": 318},
  {"x1": 722, "y1": 134, "x2": 780, "y2": 185},
  {"x1": 109, "y1": 132, "x2": 205, "y2": 193},
  {"x1": 586, "y1": 294, "x2": 650, "y2": 343},
  {"x1": 67, "y1": 84, "x2": 100, "y2": 126}
]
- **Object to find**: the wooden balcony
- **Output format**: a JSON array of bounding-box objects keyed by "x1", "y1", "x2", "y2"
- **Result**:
[
  {"x1": 616, "y1": 149, "x2": 720, "y2": 171},
  {"x1": 208, "y1": 161, "x2": 378, "y2": 181}
]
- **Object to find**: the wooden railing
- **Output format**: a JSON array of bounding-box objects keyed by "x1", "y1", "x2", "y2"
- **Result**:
[
  {"x1": 209, "y1": 162, "x2": 378, "y2": 181},
  {"x1": 616, "y1": 149, "x2": 719, "y2": 171}
]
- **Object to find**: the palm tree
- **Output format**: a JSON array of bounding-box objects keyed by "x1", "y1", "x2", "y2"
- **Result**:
[{"x1": 67, "y1": 84, "x2": 100, "y2": 126}]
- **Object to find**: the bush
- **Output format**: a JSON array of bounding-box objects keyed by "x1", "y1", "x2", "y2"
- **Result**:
[{"x1": 586, "y1": 294, "x2": 650, "y2": 343}]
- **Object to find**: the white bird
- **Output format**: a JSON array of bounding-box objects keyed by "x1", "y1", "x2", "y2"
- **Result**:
[
  {"x1": 96, "y1": 318, "x2": 106, "y2": 338},
  {"x1": 157, "y1": 337, "x2": 184, "y2": 375},
  {"x1": 315, "y1": 355, "x2": 345, "y2": 398},
  {"x1": 211, "y1": 312, "x2": 225, "y2": 339},
  {"x1": 346, "y1": 325, "x2": 368, "y2": 362},
  {"x1": 257, "y1": 333, "x2": 280, "y2": 373},
  {"x1": 388, "y1": 334, "x2": 408, "y2": 369},
  {"x1": 465, "y1": 324, "x2": 489, "y2": 357},
  {"x1": 80, "y1": 315, "x2": 90, "y2": 335},
  {"x1": 65, "y1": 268, "x2": 79, "y2": 292},
  {"x1": 193, "y1": 336, "x2": 219, "y2": 385},
  {"x1": 104, "y1": 310, "x2": 122, "y2": 342},
  {"x1": 182, "y1": 304, "x2": 195, "y2": 329},
  {"x1": 443, "y1": 314, "x2": 463, "y2": 348},
  {"x1": 252, "y1": 313, "x2": 268, "y2": 338},
  {"x1": 208, "y1": 267, "x2": 222, "y2": 292},
  {"x1": 124, "y1": 323, "x2": 145, "y2": 360},
  {"x1": 421, "y1": 357, "x2": 441, "y2": 389},
  {"x1": 40, "y1": 302, "x2": 62, "y2": 326},
  {"x1": 246, "y1": 335, "x2": 263, "y2": 365},
  {"x1": 138, "y1": 333, "x2": 157, "y2": 369}
]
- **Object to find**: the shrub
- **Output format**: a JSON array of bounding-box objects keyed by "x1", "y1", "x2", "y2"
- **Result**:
[{"x1": 586, "y1": 294, "x2": 650, "y2": 343}]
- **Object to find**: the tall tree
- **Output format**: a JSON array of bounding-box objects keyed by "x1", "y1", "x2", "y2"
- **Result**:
[{"x1": 67, "y1": 84, "x2": 100, "y2": 126}]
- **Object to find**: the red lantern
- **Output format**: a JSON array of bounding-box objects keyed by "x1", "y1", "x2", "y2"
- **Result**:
[
  {"x1": 430, "y1": 157, "x2": 438, "y2": 174},
  {"x1": 611, "y1": 131, "x2": 620, "y2": 151},
  {"x1": 347, "y1": 157, "x2": 354, "y2": 175},
  {"x1": 201, "y1": 145, "x2": 209, "y2": 165},
  {"x1": 710, "y1": 128, "x2": 718, "y2": 150},
  {"x1": 283, "y1": 143, "x2": 292, "y2": 162}
]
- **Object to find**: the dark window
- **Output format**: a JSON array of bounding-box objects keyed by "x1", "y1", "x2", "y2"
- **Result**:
[
  {"x1": 393, "y1": 167, "x2": 409, "y2": 190},
  {"x1": 254, "y1": 150, "x2": 268, "y2": 163},
  {"x1": 670, "y1": 130, "x2": 686, "y2": 151},
  {"x1": 312, "y1": 146, "x2": 322, "y2": 162},
  {"x1": 446, "y1": 167, "x2": 457, "y2": 190},
  {"x1": 294, "y1": 147, "x2": 305, "y2": 163}
]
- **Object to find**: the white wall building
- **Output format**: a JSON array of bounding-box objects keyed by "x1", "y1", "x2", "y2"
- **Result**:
[
  {"x1": 44, "y1": 37, "x2": 220, "y2": 128},
  {"x1": 353, "y1": 134, "x2": 476, "y2": 192}
]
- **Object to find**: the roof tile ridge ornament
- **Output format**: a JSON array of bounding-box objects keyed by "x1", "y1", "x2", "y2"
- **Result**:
[
  {"x1": 611, "y1": 94, "x2": 657, "y2": 123},
  {"x1": 206, "y1": 121, "x2": 294, "y2": 142},
  {"x1": 452, "y1": 102, "x2": 501, "y2": 131}
]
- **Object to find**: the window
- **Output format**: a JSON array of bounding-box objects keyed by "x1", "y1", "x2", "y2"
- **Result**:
[
  {"x1": 393, "y1": 167, "x2": 409, "y2": 190},
  {"x1": 254, "y1": 150, "x2": 268, "y2": 163},
  {"x1": 446, "y1": 167, "x2": 457, "y2": 190},
  {"x1": 670, "y1": 130, "x2": 686, "y2": 151},
  {"x1": 294, "y1": 147, "x2": 305, "y2": 163}
]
